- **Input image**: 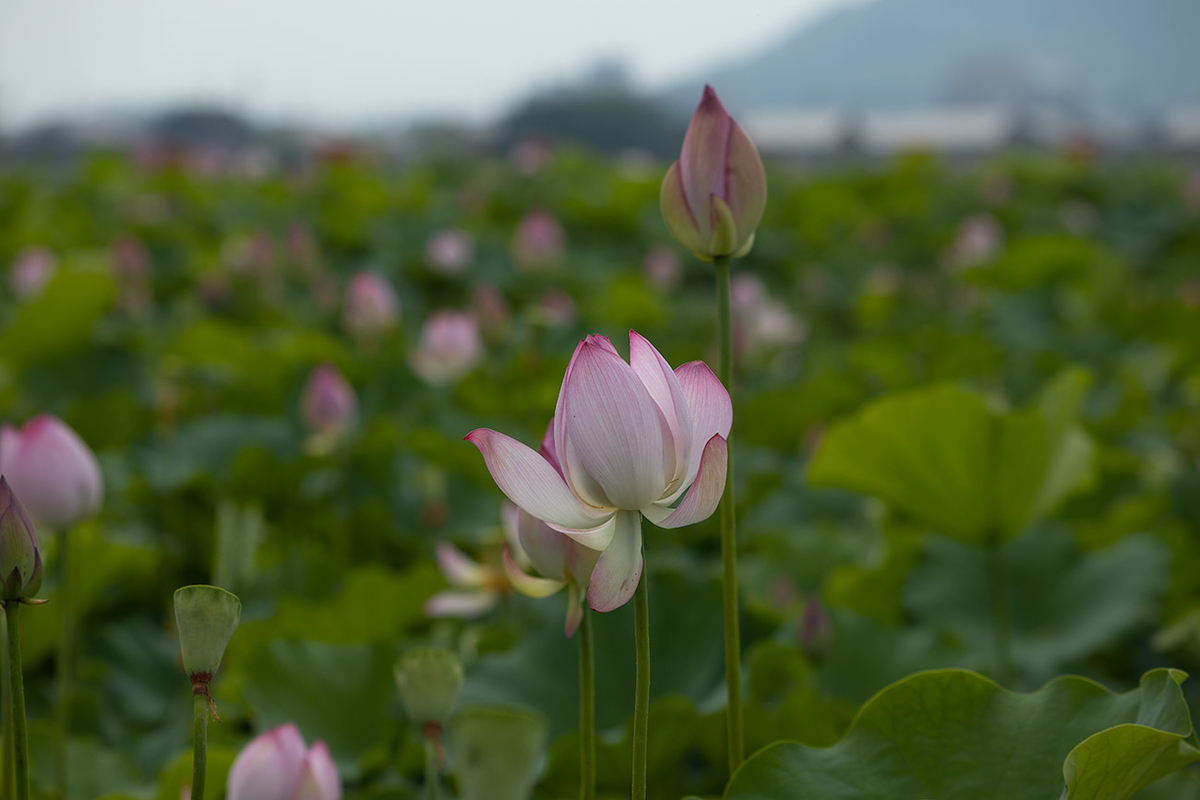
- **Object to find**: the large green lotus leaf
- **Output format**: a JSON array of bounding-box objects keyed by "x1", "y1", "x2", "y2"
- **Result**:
[
  {"x1": 0, "y1": 265, "x2": 115, "y2": 367},
  {"x1": 28, "y1": 721, "x2": 141, "y2": 800},
  {"x1": 725, "y1": 668, "x2": 1200, "y2": 800},
  {"x1": 809, "y1": 371, "x2": 1093, "y2": 544},
  {"x1": 239, "y1": 639, "x2": 397, "y2": 780},
  {"x1": 905, "y1": 530, "x2": 1169, "y2": 686},
  {"x1": 808, "y1": 384, "x2": 991, "y2": 542}
]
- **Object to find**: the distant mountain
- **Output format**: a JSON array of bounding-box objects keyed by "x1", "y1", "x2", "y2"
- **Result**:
[{"x1": 662, "y1": 0, "x2": 1200, "y2": 116}]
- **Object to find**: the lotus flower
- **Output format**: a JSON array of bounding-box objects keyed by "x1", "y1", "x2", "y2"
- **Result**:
[
  {"x1": 660, "y1": 85, "x2": 767, "y2": 262},
  {"x1": 0, "y1": 477, "x2": 43, "y2": 601},
  {"x1": 227, "y1": 723, "x2": 341, "y2": 800},
  {"x1": 8, "y1": 247, "x2": 57, "y2": 300},
  {"x1": 0, "y1": 415, "x2": 103, "y2": 530},
  {"x1": 424, "y1": 542, "x2": 510, "y2": 619},
  {"x1": 342, "y1": 271, "x2": 399, "y2": 342},
  {"x1": 409, "y1": 311, "x2": 483, "y2": 386},
  {"x1": 466, "y1": 331, "x2": 731, "y2": 611},
  {"x1": 300, "y1": 364, "x2": 357, "y2": 436},
  {"x1": 512, "y1": 210, "x2": 565, "y2": 269},
  {"x1": 426, "y1": 229, "x2": 473, "y2": 274}
]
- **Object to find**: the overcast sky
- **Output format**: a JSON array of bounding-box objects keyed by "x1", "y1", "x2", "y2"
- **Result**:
[{"x1": 0, "y1": 0, "x2": 865, "y2": 130}]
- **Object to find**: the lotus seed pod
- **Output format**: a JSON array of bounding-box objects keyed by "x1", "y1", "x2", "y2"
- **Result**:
[
  {"x1": 174, "y1": 585, "x2": 241, "y2": 681},
  {"x1": 449, "y1": 706, "x2": 547, "y2": 800},
  {"x1": 394, "y1": 647, "x2": 462, "y2": 727}
]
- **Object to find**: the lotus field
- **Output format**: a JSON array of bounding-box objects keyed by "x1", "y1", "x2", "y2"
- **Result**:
[{"x1": 1, "y1": 89, "x2": 1200, "y2": 799}]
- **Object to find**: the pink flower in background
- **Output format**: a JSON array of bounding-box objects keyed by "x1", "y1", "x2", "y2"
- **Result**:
[
  {"x1": 0, "y1": 415, "x2": 103, "y2": 530},
  {"x1": 471, "y1": 283, "x2": 511, "y2": 341},
  {"x1": 499, "y1": 426, "x2": 600, "y2": 636},
  {"x1": 730, "y1": 274, "x2": 805, "y2": 358},
  {"x1": 535, "y1": 290, "x2": 577, "y2": 328},
  {"x1": 660, "y1": 85, "x2": 767, "y2": 261},
  {"x1": 797, "y1": 594, "x2": 834, "y2": 664},
  {"x1": 643, "y1": 246, "x2": 683, "y2": 291},
  {"x1": 466, "y1": 331, "x2": 731, "y2": 612},
  {"x1": 945, "y1": 214, "x2": 1002, "y2": 271},
  {"x1": 425, "y1": 542, "x2": 510, "y2": 619},
  {"x1": 300, "y1": 365, "x2": 357, "y2": 436},
  {"x1": 342, "y1": 271, "x2": 400, "y2": 343},
  {"x1": 426, "y1": 229, "x2": 474, "y2": 275},
  {"x1": 111, "y1": 236, "x2": 153, "y2": 314},
  {"x1": 512, "y1": 210, "x2": 565, "y2": 269},
  {"x1": 8, "y1": 247, "x2": 57, "y2": 300},
  {"x1": 410, "y1": 311, "x2": 484, "y2": 385},
  {"x1": 227, "y1": 723, "x2": 341, "y2": 800}
]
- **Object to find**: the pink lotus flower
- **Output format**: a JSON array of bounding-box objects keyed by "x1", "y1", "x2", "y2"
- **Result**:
[
  {"x1": 342, "y1": 271, "x2": 400, "y2": 342},
  {"x1": 0, "y1": 415, "x2": 103, "y2": 530},
  {"x1": 410, "y1": 311, "x2": 484, "y2": 386},
  {"x1": 300, "y1": 364, "x2": 357, "y2": 436},
  {"x1": 426, "y1": 229, "x2": 474, "y2": 275},
  {"x1": 500, "y1": 426, "x2": 600, "y2": 636},
  {"x1": 512, "y1": 210, "x2": 565, "y2": 269},
  {"x1": 730, "y1": 274, "x2": 805, "y2": 358},
  {"x1": 227, "y1": 723, "x2": 341, "y2": 800},
  {"x1": 466, "y1": 331, "x2": 731, "y2": 611},
  {"x1": 8, "y1": 247, "x2": 57, "y2": 300},
  {"x1": 660, "y1": 85, "x2": 767, "y2": 262},
  {"x1": 424, "y1": 542, "x2": 510, "y2": 619}
]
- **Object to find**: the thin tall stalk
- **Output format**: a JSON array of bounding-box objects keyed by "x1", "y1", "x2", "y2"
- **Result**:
[
  {"x1": 2, "y1": 610, "x2": 13, "y2": 800},
  {"x1": 424, "y1": 736, "x2": 440, "y2": 800},
  {"x1": 713, "y1": 255, "x2": 744, "y2": 770},
  {"x1": 56, "y1": 528, "x2": 73, "y2": 799},
  {"x1": 578, "y1": 605, "x2": 595, "y2": 800},
  {"x1": 632, "y1": 547, "x2": 650, "y2": 800},
  {"x1": 191, "y1": 693, "x2": 208, "y2": 800},
  {"x1": 5, "y1": 603, "x2": 29, "y2": 800}
]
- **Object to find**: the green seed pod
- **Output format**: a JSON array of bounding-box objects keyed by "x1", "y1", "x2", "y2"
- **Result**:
[
  {"x1": 173, "y1": 585, "x2": 241, "y2": 681},
  {"x1": 449, "y1": 706, "x2": 547, "y2": 800},
  {"x1": 395, "y1": 647, "x2": 463, "y2": 727}
]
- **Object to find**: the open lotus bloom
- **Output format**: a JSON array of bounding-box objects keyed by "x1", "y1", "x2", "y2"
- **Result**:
[
  {"x1": 466, "y1": 331, "x2": 731, "y2": 612},
  {"x1": 501, "y1": 490, "x2": 599, "y2": 636},
  {"x1": 424, "y1": 541, "x2": 510, "y2": 619},
  {"x1": 660, "y1": 85, "x2": 767, "y2": 262},
  {"x1": 227, "y1": 723, "x2": 341, "y2": 800}
]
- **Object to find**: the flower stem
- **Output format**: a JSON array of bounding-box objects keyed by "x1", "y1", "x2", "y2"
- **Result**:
[
  {"x1": 5, "y1": 603, "x2": 29, "y2": 800},
  {"x1": 713, "y1": 255, "x2": 744, "y2": 771},
  {"x1": 632, "y1": 547, "x2": 650, "y2": 800},
  {"x1": 56, "y1": 527, "x2": 73, "y2": 799},
  {"x1": 191, "y1": 693, "x2": 208, "y2": 800},
  {"x1": 2, "y1": 610, "x2": 13, "y2": 800},
  {"x1": 424, "y1": 736, "x2": 440, "y2": 800},
  {"x1": 578, "y1": 605, "x2": 595, "y2": 800},
  {"x1": 985, "y1": 537, "x2": 1014, "y2": 686}
]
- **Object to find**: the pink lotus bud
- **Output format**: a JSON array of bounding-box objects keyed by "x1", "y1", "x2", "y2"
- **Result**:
[
  {"x1": 660, "y1": 86, "x2": 767, "y2": 262},
  {"x1": 0, "y1": 477, "x2": 43, "y2": 601},
  {"x1": 342, "y1": 271, "x2": 400, "y2": 342},
  {"x1": 8, "y1": 247, "x2": 57, "y2": 300},
  {"x1": 227, "y1": 723, "x2": 341, "y2": 800},
  {"x1": 426, "y1": 229, "x2": 473, "y2": 275},
  {"x1": 643, "y1": 246, "x2": 683, "y2": 290},
  {"x1": 512, "y1": 210, "x2": 565, "y2": 269},
  {"x1": 409, "y1": 311, "x2": 483, "y2": 386},
  {"x1": 0, "y1": 415, "x2": 103, "y2": 530},
  {"x1": 300, "y1": 365, "x2": 357, "y2": 435}
]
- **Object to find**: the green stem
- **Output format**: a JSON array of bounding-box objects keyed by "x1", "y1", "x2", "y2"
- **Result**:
[
  {"x1": 423, "y1": 736, "x2": 440, "y2": 800},
  {"x1": 985, "y1": 538, "x2": 1014, "y2": 686},
  {"x1": 5, "y1": 603, "x2": 29, "y2": 800},
  {"x1": 56, "y1": 528, "x2": 72, "y2": 799},
  {"x1": 632, "y1": 547, "x2": 650, "y2": 800},
  {"x1": 2, "y1": 610, "x2": 13, "y2": 800},
  {"x1": 578, "y1": 605, "x2": 595, "y2": 800},
  {"x1": 714, "y1": 255, "x2": 744, "y2": 771},
  {"x1": 191, "y1": 693, "x2": 208, "y2": 800}
]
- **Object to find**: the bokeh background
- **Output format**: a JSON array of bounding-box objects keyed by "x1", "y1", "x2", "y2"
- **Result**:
[{"x1": 2, "y1": 0, "x2": 1200, "y2": 797}]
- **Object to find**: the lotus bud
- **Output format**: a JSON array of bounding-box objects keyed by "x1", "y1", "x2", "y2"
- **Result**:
[
  {"x1": 173, "y1": 585, "x2": 241, "y2": 694},
  {"x1": 8, "y1": 247, "x2": 57, "y2": 300},
  {"x1": 227, "y1": 723, "x2": 342, "y2": 800},
  {"x1": 512, "y1": 210, "x2": 565, "y2": 269},
  {"x1": 299, "y1": 364, "x2": 357, "y2": 436},
  {"x1": 342, "y1": 270, "x2": 400, "y2": 343},
  {"x1": 426, "y1": 228, "x2": 474, "y2": 275},
  {"x1": 660, "y1": 85, "x2": 767, "y2": 262},
  {"x1": 0, "y1": 415, "x2": 104, "y2": 530},
  {"x1": 449, "y1": 707, "x2": 547, "y2": 800},
  {"x1": 798, "y1": 593, "x2": 833, "y2": 664},
  {"x1": 0, "y1": 477, "x2": 43, "y2": 602},
  {"x1": 395, "y1": 648, "x2": 463, "y2": 731},
  {"x1": 409, "y1": 311, "x2": 484, "y2": 386}
]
